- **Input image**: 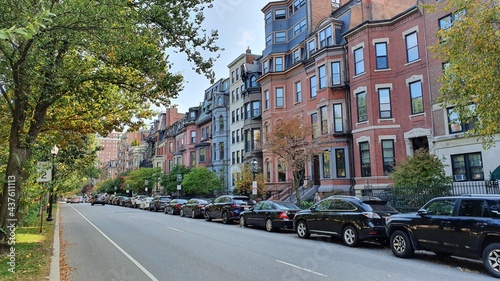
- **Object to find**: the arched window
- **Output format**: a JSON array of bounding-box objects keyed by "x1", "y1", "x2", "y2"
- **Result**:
[
  {"x1": 217, "y1": 96, "x2": 223, "y2": 106},
  {"x1": 250, "y1": 76, "x2": 257, "y2": 87}
]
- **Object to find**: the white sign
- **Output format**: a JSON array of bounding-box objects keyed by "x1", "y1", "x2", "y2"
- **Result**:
[
  {"x1": 177, "y1": 184, "x2": 182, "y2": 190},
  {"x1": 252, "y1": 181, "x2": 257, "y2": 195},
  {"x1": 37, "y1": 162, "x2": 52, "y2": 183}
]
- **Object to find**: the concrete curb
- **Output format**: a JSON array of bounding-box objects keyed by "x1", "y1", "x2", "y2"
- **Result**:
[{"x1": 48, "y1": 204, "x2": 60, "y2": 281}]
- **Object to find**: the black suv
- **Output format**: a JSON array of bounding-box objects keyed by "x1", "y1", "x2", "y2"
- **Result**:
[
  {"x1": 386, "y1": 195, "x2": 500, "y2": 278},
  {"x1": 293, "y1": 195, "x2": 399, "y2": 247},
  {"x1": 204, "y1": 195, "x2": 254, "y2": 224}
]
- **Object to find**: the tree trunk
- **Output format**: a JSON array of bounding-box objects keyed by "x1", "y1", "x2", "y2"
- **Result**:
[{"x1": 293, "y1": 171, "x2": 302, "y2": 206}]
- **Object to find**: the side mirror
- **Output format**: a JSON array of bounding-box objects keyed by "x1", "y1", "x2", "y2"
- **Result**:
[
  {"x1": 417, "y1": 208, "x2": 428, "y2": 216},
  {"x1": 310, "y1": 205, "x2": 316, "y2": 212}
]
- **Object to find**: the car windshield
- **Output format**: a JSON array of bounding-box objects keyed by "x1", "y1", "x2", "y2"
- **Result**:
[
  {"x1": 233, "y1": 198, "x2": 253, "y2": 205},
  {"x1": 159, "y1": 197, "x2": 170, "y2": 202}
]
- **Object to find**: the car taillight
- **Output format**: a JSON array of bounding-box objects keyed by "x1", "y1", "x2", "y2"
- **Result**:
[
  {"x1": 197, "y1": 204, "x2": 204, "y2": 208},
  {"x1": 278, "y1": 211, "x2": 289, "y2": 220},
  {"x1": 230, "y1": 203, "x2": 236, "y2": 209},
  {"x1": 362, "y1": 212, "x2": 381, "y2": 219}
]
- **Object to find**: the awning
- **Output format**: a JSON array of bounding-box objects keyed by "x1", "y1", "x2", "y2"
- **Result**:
[{"x1": 491, "y1": 165, "x2": 500, "y2": 180}]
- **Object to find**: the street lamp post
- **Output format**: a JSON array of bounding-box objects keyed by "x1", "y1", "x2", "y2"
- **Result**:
[
  {"x1": 46, "y1": 145, "x2": 59, "y2": 221},
  {"x1": 250, "y1": 158, "x2": 258, "y2": 196}
]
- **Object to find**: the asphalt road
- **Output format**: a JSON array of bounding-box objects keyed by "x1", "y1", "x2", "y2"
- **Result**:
[{"x1": 61, "y1": 203, "x2": 492, "y2": 281}]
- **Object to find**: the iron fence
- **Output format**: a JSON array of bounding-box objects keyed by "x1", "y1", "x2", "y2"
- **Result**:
[{"x1": 361, "y1": 180, "x2": 500, "y2": 213}]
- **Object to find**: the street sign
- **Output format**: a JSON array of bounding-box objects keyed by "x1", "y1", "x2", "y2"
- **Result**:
[
  {"x1": 252, "y1": 181, "x2": 257, "y2": 195},
  {"x1": 177, "y1": 184, "x2": 182, "y2": 190},
  {"x1": 37, "y1": 162, "x2": 52, "y2": 183}
]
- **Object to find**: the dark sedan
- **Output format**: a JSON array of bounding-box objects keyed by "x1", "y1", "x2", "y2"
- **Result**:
[
  {"x1": 165, "y1": 199, "x2": 188, "y2": 215},
  {"x1": 204, "y1": 195, "x2": 254, "y2": 224},
  {"x1": 149, "y1": 195, "x2": 171, "y2": 212},
  {"x1": 180, "y1": 199, "x2": 211, "y2": 218},
  {"x1": 293, "y1": 195, "x2": 399, "y2": 247},
  {"x1": 239, "y1": 201, "x2": 301, "y2": 232}
]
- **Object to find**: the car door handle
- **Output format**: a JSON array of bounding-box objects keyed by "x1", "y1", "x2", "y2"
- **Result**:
[
  {"x1": 475, "y1": 222, "x2": 487, "y2": 227},
  {"x1": 441, "y1": 221, "x2": 451, "y2": 226}
]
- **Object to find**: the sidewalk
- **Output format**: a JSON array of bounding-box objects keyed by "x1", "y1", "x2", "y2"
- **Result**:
[{"x1": 48, "y1": 204, "x2": 60, "y2": 281}]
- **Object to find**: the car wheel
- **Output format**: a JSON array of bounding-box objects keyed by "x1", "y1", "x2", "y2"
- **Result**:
[
  {"x1": 296, "y1": 220, "x2": 310, "y2": 239},
  {"x1": 239, "y1": 216, "x2": 247, "y2": 227},
  {"x1": 204, "y1": 210, "x2": 212, "y2": 222},
  {"x1": 191, "y1": 210, "x2": 196, "y2": 219},
  {"x1": 154, "y1": 206, "x2": 157, "y2": 212},
  {"x1": 91, "y1": 203, "x2": 94, "y2": 206},
  {"x1": 170, "y1": 208, "x2": 174, "y2": 215},
  {"x1": 342, "y1": 225, "x2": 359, "y2": 247},
  {"x1": 221, "y1": 211, "x2": 230, "y2": 224},
  {"x1": 265, "y1": 218, "x2": 275, "y2": 232},
  {"x1": 390, "y1": 230, "x2": 414, "y2": 258},
  {"x1": 483, "y1": 243, "x2": 500, "y2": 278},
  {"x1": 180, "y1": 209, "x2": 184, "y2": 217},
  {"x1": 164, "y1": 207, "x2": 168, "y2": 214}
]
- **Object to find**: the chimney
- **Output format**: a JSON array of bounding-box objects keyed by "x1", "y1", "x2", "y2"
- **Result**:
[{"x1": 246, "y1": 46, "x2": 251, "y2": 54}]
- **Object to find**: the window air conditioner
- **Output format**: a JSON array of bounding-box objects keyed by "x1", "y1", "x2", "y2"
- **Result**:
[{"x1": 454, "y1": 174, "x2": 466, "y2": 181}]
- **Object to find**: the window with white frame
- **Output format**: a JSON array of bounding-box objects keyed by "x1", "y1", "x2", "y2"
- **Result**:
[
  {"x1": 295, "y1": 81, "x2": 302, "y2": 103},
  {"x1": 311, "y1": 112, "x2": 318, "y2": 139},
  {"x1": 275, "y1": 32, "x2": 286, "y2": 43},
  {"x1": 381, "y1": 140, "x2": 395, "y2": 175},
  {"x1": 191, "y1": 131, "x2": 196, "y2": 144},
  {"x1": 359, "y1": 142, "x2": 371, "y2": 177},
  {"x1": 409, "y1": 80, "x2": 423, "y2": 114},
  {"x1": 263, "y1": 60, "x2": 269, "y2": 74},
  {"x1": 318, "y1": 65, "x2": 326, "y2": 89},
  {"x1": 310, "y1": 76, "x2": 317, "y2": 98},
  {"x1": 322, "y1": 151, "x2": 331, "y2": 178},
  {"x1": 356, "y1": 92, "x2": 367, "y2": 122},
  {"x1": 319, "y1": 27, "x2": 333, "y2": 48},
  {"x1": 405, "y1": 31, "x2": 419, "y2": 63},
  {"x1": 275, "y1": 87, "x2": 284, "y2": 107},
  {"x1": 275, "y1": 9, "x2": 286, "y2": 20},
  {"x1": 451, "y1": 152, "x2": 484, "y2": 181},
  {"x1": 354, "y1": 47, "x2": 364, "y2": 75},
  {"x1": 335, "y1": 148, "x2": 346, "y2": 178},
  {"x1": 378, "y1": 88, "x2": 392, "y2": 118},
  {"x1": 294, "y1": 19, "x2": 306, "y2": 36},
  {"x1": 375, "y1": 42, "x2": 388, "y2": 69},
  {"x1": 331, "y1": 61, "x2": 341, "y2": 86},
  {"x1": 293, "y1": 49, "x2": 300, "y2": 64},
  {"x1": 265, "y1": 90, "x2": 269, "y2": 109},
  {"x1": 275, "y1": 57, "x2": 283, "y2": 71},
  {"x1": 320, "y1": 106, "x2": 328, "y2": 135},
  {"x1": 266, "y1": 34, "x2": 272, "y2": 47},
  {"x1": 447, "y1": 105, "x2": 476, "y2": 134},
  {"x1": 333, "y1": 103, "x2": 343, "y2": 133},
  {"x1": 252, "y1": 101, "x2": 260, "y2": 117}
]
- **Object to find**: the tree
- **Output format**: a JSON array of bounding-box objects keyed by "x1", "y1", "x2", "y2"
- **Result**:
[
  {"x1": 163, "y1": 165, "x2": 191, "y2": 195},
  {"x1": 427, "y1": 0, "x2": 500, "y2": 148},
  {"x1": 0, "y1": 0, "x2": 221, "y2": 236},
  {"x1": 265, "y1": 116, "x2": 320, "y2": 205},
  {"x1": 234, "y1": 163, "x2": 267, "y2": 198},
  {"x1": 124, "y1": 168, "x2": 162, "y2": 194},
  {"x1": 181, "y1": 167, "x2": 220, "y2": 197},
  {"x1": 389, "y1": 149, "x2": 452, "y2": 190}
]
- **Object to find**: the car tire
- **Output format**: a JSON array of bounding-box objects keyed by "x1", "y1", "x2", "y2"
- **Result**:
[
  {"x1": 170, "y1": 208, "x2": 174, "y2": 215},
  {"x1": 296, "y1": 220, "x2": 310, "y2": 239},
  {"x1": 164, "y1": 207, "x2": 168, "y2": 214},
  {"x1": 239, "y1": 216, "x2": 247, "y2": 227},
  {"x1": 390, "y1": 230, "x2": 414, "y2": 258},
  {"x1": 221, "y1": 211, "x2": 230, "y2": 224},
  {"x1": 180, "y1": 209, "x2": 184, "y2": 217},
  {"x1": 265, "y1": 218, "x2": 275, "y2": 232},
  {"x1": 342, "y1": 225, "x2": 359, "y2": 247},
  {"x1": 91, "y1": 203, "x2": 94, "y2": 206},
  {"x1": 483, "y1": 243, "x2": 500, "y2": 278},
  {"x1": 154, "y1": 206, "x2": 157, "y2": 212},
  {"x1": 204, "y1": 210, "x2": 212, "y2": 222},
  {"x1": 191, "y1": 210, "x2": 196, "y2": 219}
]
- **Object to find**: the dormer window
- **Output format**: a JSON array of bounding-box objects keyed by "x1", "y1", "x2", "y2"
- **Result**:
[
  {"x1": 319, "y1": 27, "x2": 333, "y2": 48},
  {"x1": 308, "y1": 40, "x2": 316, "y2": 56}
]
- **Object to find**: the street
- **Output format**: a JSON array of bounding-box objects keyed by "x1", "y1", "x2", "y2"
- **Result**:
[{"x1": 60, "y1": 203, "x2": 491, "y2": 281}]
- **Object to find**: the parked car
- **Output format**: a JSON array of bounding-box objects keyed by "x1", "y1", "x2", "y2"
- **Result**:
[
  {"x1": 180, "y1": 199, "x2": 211, "y2": 218},
  {"x1": 204, "y1": 195, "x2": 254, "y2": 224},
  {"x1": 239, "y1": 201, "x2": 301, "y2": 232},
  {"x1": 293, "y1": 195, "x2": 399, "y2": 247},
  {"x1": 386, "y1": 195, "x2": 500, "y2": 278},
  {"x1": 70, "y1": 197, "x2": 80, "y2": 204},
  {"x1": 149, "y1": 195, "x2": 171, "y2": 212},
  {"x1": 132, "y1": 195, "x2": 148, "y2": 208},
  {"x1": 140, "y1": 197, "x2": 154, "y2": 210},
  {"x1": 120, "y1": 196, "x2": 133, "y2": 207},
  {"x1": 165, "y1": 199, "x2": 188, "y2": 215},
  {"x1": 90, "y1": 194, "x2": 106, "y2": 206}
]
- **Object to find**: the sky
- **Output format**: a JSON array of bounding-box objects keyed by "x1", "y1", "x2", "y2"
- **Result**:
[{"x1": 162, "y1": 0, "x2": 273, "y2": 117}]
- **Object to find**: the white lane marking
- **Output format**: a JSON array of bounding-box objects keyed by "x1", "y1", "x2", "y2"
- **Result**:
[
  {"x1": 276, "y1": 260, "x2": 328, "y2": 277},
  {"x1": 130, "y1": 216, "x2": 138, "y2": 219},
  {"x1": 166, "y1": 226, "x2": 184, "y2": 232},
  {"x1": 71, "y1": 206, "x2": 159, "y2": 281}
]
